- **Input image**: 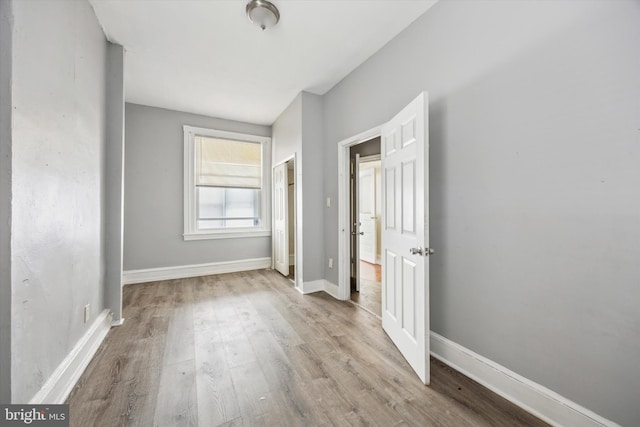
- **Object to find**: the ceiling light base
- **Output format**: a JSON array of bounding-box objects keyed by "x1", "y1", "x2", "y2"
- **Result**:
[{"x1": 246, "y1": 0, "x2": 280, "y2": 31}]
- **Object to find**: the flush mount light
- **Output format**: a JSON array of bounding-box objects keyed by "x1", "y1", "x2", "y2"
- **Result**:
[{"x1": 246, "y1": 0, "x2": 280, "y2": 31}]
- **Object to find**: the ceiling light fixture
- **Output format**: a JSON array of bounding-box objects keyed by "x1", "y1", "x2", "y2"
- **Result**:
[{"x1": 246, "y1": 0, "x2": 280, "y2": 31}]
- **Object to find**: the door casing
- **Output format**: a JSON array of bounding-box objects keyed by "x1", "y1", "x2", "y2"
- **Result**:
[{"x1": 338, "y1": 126, "x2": 383, "y2": 300}]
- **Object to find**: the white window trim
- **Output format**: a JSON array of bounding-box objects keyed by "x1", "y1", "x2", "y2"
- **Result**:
[{"x1": 183, "y1": 125, "x2": 272, "y2": 240}]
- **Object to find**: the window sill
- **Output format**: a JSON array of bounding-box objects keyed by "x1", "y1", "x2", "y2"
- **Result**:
[{"x1": 183, "y1": 229, "x2": 272, "y2": 241}]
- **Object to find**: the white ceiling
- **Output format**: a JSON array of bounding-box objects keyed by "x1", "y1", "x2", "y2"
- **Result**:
[{"x1": 89, "y1": 0, "x2": 437, "y2": 126}]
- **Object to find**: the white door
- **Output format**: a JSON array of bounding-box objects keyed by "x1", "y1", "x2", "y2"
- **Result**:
[
  {"x1": 359, "y1": 167, "x2": 377, "y2": 264},
  {"x1": 381, "y1": 92, "x2": 430, "y2": 384},
  {"x1": 273, "y1": 162, "x2": 289, "y2": 277}
]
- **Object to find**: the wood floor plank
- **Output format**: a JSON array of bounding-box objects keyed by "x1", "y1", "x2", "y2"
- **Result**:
[
  {"x1": 153, "y1": 359, "x2": 198, "y2": 426},
  {"x1": 162, "y1": 282, "x2": 195, "y2": 366},
  {"x1": 229, "y1": 361, "x2": 270, "y2": 421},
  {"x1": 69, "y1": 269, "x2": 548, "y2": 427},
  {"x1": 193, "y1": 297, "x2": 240, "y2": 426}
]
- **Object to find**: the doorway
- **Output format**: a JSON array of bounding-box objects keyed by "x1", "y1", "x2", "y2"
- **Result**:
[
  {"x1": 349, "y1": 138, "x2": 382, "y2": 316},
  {"x1": 286, "y1": 159, "x2": 295, "y2": 281},
  {"x1": 273, "y1": 156, "x2": 296, "y2": 284}
]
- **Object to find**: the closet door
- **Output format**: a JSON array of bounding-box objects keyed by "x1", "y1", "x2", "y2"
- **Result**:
[{"x1": 273, "y1": 162, "x2": 289, "y2": 276}]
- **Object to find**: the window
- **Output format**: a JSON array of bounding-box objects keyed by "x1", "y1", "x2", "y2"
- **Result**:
[{"x1": 184, "y1": 126, "x2": 271, "y2": 240}]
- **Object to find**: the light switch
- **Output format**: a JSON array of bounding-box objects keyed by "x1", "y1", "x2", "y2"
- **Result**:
[{"x1": 326, "y1": 197, "x2": 331, "y2": 207}]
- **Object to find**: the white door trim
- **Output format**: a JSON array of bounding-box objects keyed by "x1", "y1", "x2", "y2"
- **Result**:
[
  {"x1": 272, "y1": 154, "x2": 300, "y2": 288},
  {"x1": 337, "y1": 125, "x2": 383, "y2": 300}
]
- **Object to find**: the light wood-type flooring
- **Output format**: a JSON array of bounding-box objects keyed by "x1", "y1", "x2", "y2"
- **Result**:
[
  {"x1": 68, "y1": 269, "x2": 547, "y2": 427},
  {"x1": 358, "y1": 261, "x2": 382, "y2": 282},
  {"x1": 350, "y1": 278, "x2": 381, "y2": 317},
  {"x1": 351, "y1": 261, "x2": 382, "y2": 317}
]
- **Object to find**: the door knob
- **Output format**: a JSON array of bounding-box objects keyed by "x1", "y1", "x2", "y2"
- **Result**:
[
  {"x1": 351, "y1": 231, "x2": 364, "y2": 236},
  {"x1": 409, "y1": 247, "x2": 423, "y2": 255},
  {"x1": 409, "y1": 247, "x2": 435, "y2": 256}
]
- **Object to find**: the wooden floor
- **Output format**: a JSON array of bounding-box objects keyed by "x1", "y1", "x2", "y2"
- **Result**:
[
  {"x1": 351, "y1": 261, "x2": 382, "y2": 317},
  {"x1": 68, "y1": 269, "x2": 547, "y2": 427},
  {"x1": 350, "y1": 279, "x2": 381, "y2": 317},
  {"x1": 359, "y1": 261, "x2": 381, "y2": 282}
]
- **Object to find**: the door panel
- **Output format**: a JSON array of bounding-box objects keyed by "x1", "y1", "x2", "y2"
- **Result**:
[
  {"x1": 402, "y1": 160, "x2": 416, "y2": 235},
  {"x1": 385, "y1": 250, "x2": 397, "y2": 318},
  {"x1": 273, "y1": 162, "x2": 289, "y2": 277},
  {"x1": 402, "y1": 258, "x2": 416, "y2": 338},
  {"x1": 385, "y1": 168, "x2": 396, "y2": 229},
  {"x1": 381, "y1": 92, "x2": 430, "y2": 384}
]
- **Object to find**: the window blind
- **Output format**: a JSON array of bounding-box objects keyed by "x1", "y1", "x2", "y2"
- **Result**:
[{"x1": 195, "y1": 136, "x2": 262, "y2": 189}]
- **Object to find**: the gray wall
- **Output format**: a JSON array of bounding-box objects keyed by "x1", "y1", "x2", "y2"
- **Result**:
[
  {"x1": 104, "y1": 43, "x2": 125, "y2": 322},
  {"x1": 272, "y1": 93, "x2": 325, "y2": 283},
  {"x1": 272, "y1": 95, "x2": 304, "y2": 284},
  {"x1": 322, "y1": 1, "x2": 640, "y2": 425},
  {"x1": 272, "y1": 94, "x2": 302, "y2": 166},
  {"x1": 124, "y1": 103, "x2": 272, "y2": 271},
  {"x1": 300, "y1": 93, "x2": 325, "y2": 281},
  {"x1": 10, "y1": 0, "x2": 109, "y2": 402},
  {"x1": 0, "y1": 0, "x2": 13, "y2": 404}
]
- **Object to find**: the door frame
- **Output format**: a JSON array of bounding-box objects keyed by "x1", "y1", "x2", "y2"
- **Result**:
[
  {"x1": 272, "y1": 153, "x2": 299, "y2": 288},
  {"x1": 337, "y1": 125, "x2": 383, "y2": 300}
]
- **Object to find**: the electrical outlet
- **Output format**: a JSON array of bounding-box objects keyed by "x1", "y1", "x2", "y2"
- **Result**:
[
  {"x1": 84, "y1": 304, "x2": 90, "y2": 323},
  {"x1": 328, "y1": 258, "x2": 334, "y2": 269}
]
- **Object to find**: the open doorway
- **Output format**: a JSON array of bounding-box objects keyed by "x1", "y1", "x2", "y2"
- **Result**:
[
  {"x1": 273, "y1": 156, "x2": 296, "y2": 284},
  {"x1": 350, "y1": 137, "x2": 382, "y2": 316},
  {"x1": 286, "y1": 159, "x2": 295, "y2": 281}
]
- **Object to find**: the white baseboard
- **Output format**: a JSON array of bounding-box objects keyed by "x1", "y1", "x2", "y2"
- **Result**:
[
  {"x1": 300, "y1": 279, "x2": 325, "y2": 294},
  {"x1": 430, "y1": 332, "x2": 619, "y2": 427},
  {"x1": 123, "y1": 257, "x2": 272, "y2": 285},
  {"x1": 323, "y1": 280, "x2": 340, "y2": 299},
  {"x1": 300, "y1": 279, "x2": 340, "y2": 299},
  {"x1": 111, "y1": 318, "x2": 125, "y2": 327},
  {"x1": 30, "y1": 309, "x2": 112, "y2": 404}
]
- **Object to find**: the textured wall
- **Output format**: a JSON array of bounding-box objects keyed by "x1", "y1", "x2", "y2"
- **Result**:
[
  {"x1": 0, "y1": 0, "x2": 13, "y2": 404},
  {"x1": 103, "y1": 43, "x2": 125, "y2": 321},
  {"x1": 10, "y1": 0, "x2": 108, "y2": 402}
]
